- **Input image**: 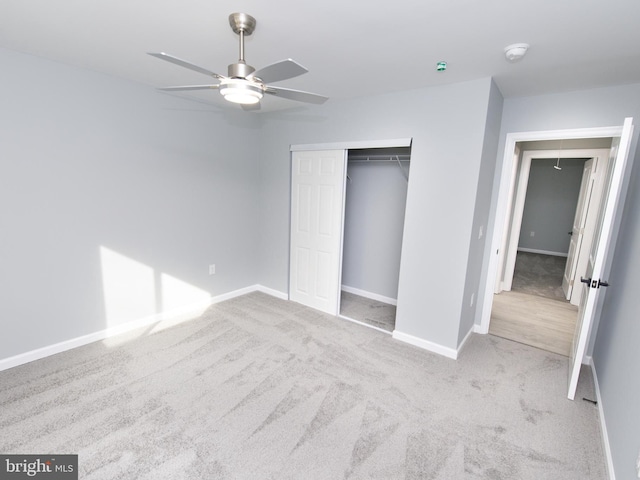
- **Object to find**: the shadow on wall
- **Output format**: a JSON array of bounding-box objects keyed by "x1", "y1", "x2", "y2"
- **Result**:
[{"x1": 99, "y1": 246, "x2": 211, "y2": 346}]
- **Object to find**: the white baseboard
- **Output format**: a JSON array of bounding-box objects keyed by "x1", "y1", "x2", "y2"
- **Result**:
[
  {"x1": 341, "y1": 285, "x2": 397, "y2": 306},
  {"x1": 255, "y1": 284, "x2": 288, "y2": 300},
  {"x1": 588, "y1": 358, "x2": 616, "y2": 480},
  {"x1": 517, "y1": 247, "x2": 568, "y2": 258},
  {"x1": 458, "y1": 326, "x2": 475, "y2": 353},
  {"x1": 0, "y1": 284, "x2": 285, "y2": 372},
  {"x1": 392, "y1": 330, "x2": 458, "y2": 360},
  {"x1": 473, "y1": 323, "x2": 488, "y2": 334}
]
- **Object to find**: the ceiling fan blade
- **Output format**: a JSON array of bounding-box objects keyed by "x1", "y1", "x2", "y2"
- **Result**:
[
  {"x1": 148, "y1": 52, "x2": 223, "y2": 79},
  {"x1": 157, "y1": 85, "x2": 220, "y2": 91},
  {"x1": 265, "y1": 86, "x2": 328, "y2": 105},
  {"x1": 249, "y1": 59, "x2": 308, "y2": 83}
]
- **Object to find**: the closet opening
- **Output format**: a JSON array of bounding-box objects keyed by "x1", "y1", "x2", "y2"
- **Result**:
[{"x1": 339, "y1": 146, "x2": 411, "y2": 333}]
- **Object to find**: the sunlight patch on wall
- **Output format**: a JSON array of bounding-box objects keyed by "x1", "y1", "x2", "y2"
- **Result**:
[
  {"x1": 100, "y1": 246, "x2": 212, "y2": 344},
  {"x1": 100, "y1": 247, "x2": 156, "y2": 328},
  {"x1": 148, "y1": 273, "x2": 212, "y2": 335},
  {"x1": 160, "y1": 273, "x2": 211, "y2": 312}
]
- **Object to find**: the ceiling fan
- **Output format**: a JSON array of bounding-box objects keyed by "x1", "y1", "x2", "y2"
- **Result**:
[{"x1": 148, "y1": 13, "x2": 328, "y2": 108}]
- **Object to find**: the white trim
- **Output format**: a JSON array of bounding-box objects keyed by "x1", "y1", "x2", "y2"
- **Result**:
[
  {"x1": 589, "y1": 357, "x2": 616, "y2": 480},
  {"x1": 457, "y1": 327, "x2": 475, "y2": 353},
  {"x1": 0, "y1": 284, "x2": 285, "y2": 372},
  {"x1": 495, "y1": 144, "x2": 521, "y2": 294},
  {"x1": 255, "y1": 284, "x2": 289, "y2": 300},
  {"x1": 338, "y1": 315, "x2": 393, "y2": 335},
  {"x1": 341, "y1": 285, "x2": 397, "y2": 306},
  {"x1": 507, "y1": 126, "x2": 622, "y2": 142},
  {"x1": 517, "y1": 247, "x2": 568, "y2": 257},
  {"x1": 502, "y1": 152, "x2": 533, "y2": 291},
  {"x1": 392, "y1": 330, "x2": 458, "y2": 359},
  {"x1": 481, "y1": 124, "x2": 624, "y2": 334},
  {"x1": 290, "y1": 138, "x2": 412, "y2": 152}
]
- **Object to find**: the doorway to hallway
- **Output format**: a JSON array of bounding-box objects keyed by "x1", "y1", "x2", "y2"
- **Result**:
[{"x1": 490, "y1": 252, "x2": 577, "y2": 356}]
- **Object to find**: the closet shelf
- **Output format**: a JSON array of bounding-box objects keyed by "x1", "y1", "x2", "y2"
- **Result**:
[
  {"x1": 348, "y1": 154, "x2": 409, "y2": 182},
  {"x1": 349, "y1": 154, "x2": 411, "y2": 162}
]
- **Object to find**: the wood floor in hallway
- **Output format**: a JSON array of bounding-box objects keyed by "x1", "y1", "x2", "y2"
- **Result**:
[{"x1": 489, "y1": 290, "x2": 578, "y2": 356}]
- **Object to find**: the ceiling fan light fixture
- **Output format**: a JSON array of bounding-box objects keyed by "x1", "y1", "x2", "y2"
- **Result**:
[{"x1": 219, "y1": 79, "x2": 263, "y2": 104}]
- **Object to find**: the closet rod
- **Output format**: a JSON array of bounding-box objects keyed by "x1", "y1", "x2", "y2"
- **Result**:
[{"x1": 348, "y1": 155, "x2": 411, "y2": 162}]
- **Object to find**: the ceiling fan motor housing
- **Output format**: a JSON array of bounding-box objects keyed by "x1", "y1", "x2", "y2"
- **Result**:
[{"x1": 228, "y1": 61, "x2": 256, "y2": 79}]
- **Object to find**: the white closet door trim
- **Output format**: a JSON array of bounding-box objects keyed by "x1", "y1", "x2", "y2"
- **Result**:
[{"x1": 291, "y1": 138, "x2": 412, "y2": 152}]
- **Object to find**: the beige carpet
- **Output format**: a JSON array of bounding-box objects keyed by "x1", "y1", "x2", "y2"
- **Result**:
[
  {"x1": 0, "y1": 292, "x2": 605, "y2": 479},
  {"x1": 512, "y1": 252, "x2": 568, "y2": 301}
]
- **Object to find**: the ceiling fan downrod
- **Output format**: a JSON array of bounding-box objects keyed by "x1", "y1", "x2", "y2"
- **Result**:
[{"x1": 228, "y1": 13, "x2": 257, "y2": 78}]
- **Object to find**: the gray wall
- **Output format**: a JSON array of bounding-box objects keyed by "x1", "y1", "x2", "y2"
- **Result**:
[
  {"x1": 257, "y1": 78, "x2": 495, "y2": 350},
  {"x1": 518, "y1": 158, "x2": 586, "y2": 254},
  {"x1": 485, "y1": 82, "x2": 640, "y2": 479},
  {"x1": 341, "y1": 159, "x2": 409, "y2": 299},
  {"x1": 0, "y1": 48, "x2": 261, "y2": 359},
  {"x1": 460, "y1": 80, "x2": 504, "y2": 342}
]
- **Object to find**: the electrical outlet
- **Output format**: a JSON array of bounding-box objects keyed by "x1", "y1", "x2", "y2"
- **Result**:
[
  {"x1": 478, "y1": 225, "x2": 483, "y2": 239},
  {"x1": 530, "y1": 231, "x2": 535, "y2": 237},
  {"x1": 209, "y1": 264, "x2": 216, "y2": 275},
  {"x1": 636, "y1": 448, "x2": 640, "y2": 478},
  {"x1": 470, "y1": 293, "x2": 475, "y2": 307}
]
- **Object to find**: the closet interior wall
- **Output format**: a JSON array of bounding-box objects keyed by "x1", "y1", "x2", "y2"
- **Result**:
[{"x1": 341, "y1": 147, "x2": 411, "y2": 302}]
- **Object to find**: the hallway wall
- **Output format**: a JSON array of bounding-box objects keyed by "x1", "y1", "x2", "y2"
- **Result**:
[{"x1": 518, "y1": 158, "x2": 586, "y2": 255}]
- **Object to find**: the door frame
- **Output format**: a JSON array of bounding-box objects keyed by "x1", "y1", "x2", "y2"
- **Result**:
[
  {"x1": 480, "y1": 125, "x2": 623, "y2": 337},
  {"x1": 497, "y1": 148, "x2": 610, "y2": 294}
]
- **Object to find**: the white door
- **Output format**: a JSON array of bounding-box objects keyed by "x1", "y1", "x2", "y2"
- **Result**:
[
  {"x1": 562, "y1": 159, "x2": 596, "y2": 302},
  {"x1": 289, "y1": 150, "x2": 347, "y2": 315},
  {"x1": 564, "y1": 157, "x2": 608, "y2": 306},
  {"x1": 568, "y1": 118, "x2": 634, "y2": 400}
]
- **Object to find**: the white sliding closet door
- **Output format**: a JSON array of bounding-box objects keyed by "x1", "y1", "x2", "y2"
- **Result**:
[{"x1": 290, "y1": 150, "x2": 347, "y2": 315}]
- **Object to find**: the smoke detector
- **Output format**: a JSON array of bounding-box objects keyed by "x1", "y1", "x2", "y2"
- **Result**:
[{"x1": 504, "y1": 43, "x2": 529, "y2": 62}]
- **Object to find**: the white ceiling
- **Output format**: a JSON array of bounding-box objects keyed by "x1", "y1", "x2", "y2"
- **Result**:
[{"x1": 2, "y1": 0, "x2": 640, "y2": 112}]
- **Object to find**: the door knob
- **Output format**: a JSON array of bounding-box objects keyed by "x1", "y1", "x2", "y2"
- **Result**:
[{"x1": 580, "y1": 277, "x2": 610, "y2": 288}]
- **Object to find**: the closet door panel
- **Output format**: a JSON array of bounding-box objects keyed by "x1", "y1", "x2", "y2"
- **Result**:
[{"x1": 290, "y1": 150, "x2": 346, "y2": 315}]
